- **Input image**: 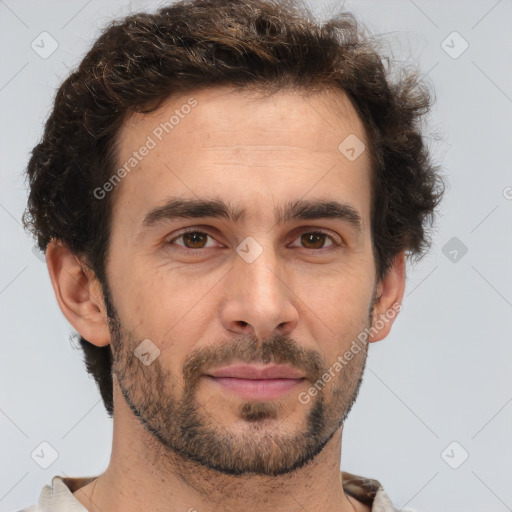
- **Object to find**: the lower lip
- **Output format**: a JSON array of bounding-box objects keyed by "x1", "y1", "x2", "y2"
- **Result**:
[{"x1": 205, "y1": 376, "x2": 305, "y2": 400}]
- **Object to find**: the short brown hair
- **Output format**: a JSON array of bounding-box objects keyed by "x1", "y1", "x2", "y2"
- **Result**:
[{"x1": 23, "y1": 0, "x2": 445, "y2": 417}]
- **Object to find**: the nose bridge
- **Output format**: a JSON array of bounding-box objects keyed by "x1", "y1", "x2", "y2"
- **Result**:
[
  {"x1": 236, "y1": 233, "x2": 284, "y2": 308},
  {"x1": 220, "y1": 232, "x2": 298, "y2": 339}
]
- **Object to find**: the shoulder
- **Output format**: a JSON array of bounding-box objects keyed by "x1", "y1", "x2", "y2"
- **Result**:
[
  {"x1": 342, "y1": 471, "x2": 398, "y2": 512},
  {"x1": 15, "y1": 474, "x2": 97, "y2": 512}
]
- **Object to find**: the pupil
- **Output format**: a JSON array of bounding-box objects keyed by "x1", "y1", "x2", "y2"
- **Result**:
[
  {"x1": 185, "y1": 232, "x2": 206, "y2": 248},
  {"x1": 303, "y1": 233, "x2": 324, "y2": 248}
]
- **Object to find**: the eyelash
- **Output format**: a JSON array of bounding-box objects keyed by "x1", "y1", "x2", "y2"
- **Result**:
[{"x1": 166, "y1": 228, "x2": 343, "y2": 255}]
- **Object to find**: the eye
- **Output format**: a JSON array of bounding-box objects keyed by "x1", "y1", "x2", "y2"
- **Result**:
[
  {"x1": 167, "y1": 230, "x2": 218, "y2": 251},
  {"x1": 290, "y1": 230, "x2": 341, "y2": 252},
  {"x1": 165, "y1": 228, "x2": 342, "y2": 254}
]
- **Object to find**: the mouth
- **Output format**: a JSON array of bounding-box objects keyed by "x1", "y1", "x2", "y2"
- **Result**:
[{"x1": 203, "y1": 364, "x2": 306, "y2": 400}]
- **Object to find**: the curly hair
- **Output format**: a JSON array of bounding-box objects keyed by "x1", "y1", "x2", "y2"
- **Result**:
[{"x1": 22, "y1": 0, "x2": 445, "y2": 418}]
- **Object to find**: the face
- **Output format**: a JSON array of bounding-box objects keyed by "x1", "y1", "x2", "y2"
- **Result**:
[{"x1": 104, "y1": 86, "x2": 377, "y2": 476}]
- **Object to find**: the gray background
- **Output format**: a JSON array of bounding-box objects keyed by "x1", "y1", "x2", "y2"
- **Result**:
[{"x1": 1, "y1": 0, "x2": 511, "y2": 511}]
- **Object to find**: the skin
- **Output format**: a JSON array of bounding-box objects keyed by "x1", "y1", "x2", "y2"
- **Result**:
[{"x1": 46, "y1": 85, "x2": 405, "y2": 512}]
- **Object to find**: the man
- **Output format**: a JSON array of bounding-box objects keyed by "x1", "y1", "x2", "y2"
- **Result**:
[{"x1": 20, "y1": 0, "x2": 444, "y2": 510}]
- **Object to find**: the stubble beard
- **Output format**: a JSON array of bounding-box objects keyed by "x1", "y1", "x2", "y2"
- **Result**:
[{"x1": 105, "y1": 286, "x2": 371, "y2": 477}]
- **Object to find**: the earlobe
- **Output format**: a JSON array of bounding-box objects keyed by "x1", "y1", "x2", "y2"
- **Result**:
[
  {"x1": 368, "y1": 251, "x2": 406, "y2": 343},
  {"x1": 45, "y1": 240, "x2": 111, "y2": 347}
]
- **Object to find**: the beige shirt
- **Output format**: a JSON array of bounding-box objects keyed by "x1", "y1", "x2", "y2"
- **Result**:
[{"x1": 18, "y1": 471, "x2": 398, "y2": 511}]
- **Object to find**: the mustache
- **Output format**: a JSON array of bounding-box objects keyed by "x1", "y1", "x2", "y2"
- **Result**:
[{"x1": 181, "y1": 334, "x2": 326, "y2": 388}]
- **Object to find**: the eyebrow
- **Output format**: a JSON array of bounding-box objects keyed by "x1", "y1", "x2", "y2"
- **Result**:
[{"x1": 141, "y1": 197, "x2": 364, "y2": 233}]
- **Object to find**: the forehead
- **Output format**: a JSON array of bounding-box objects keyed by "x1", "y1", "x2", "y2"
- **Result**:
[
  {"x1": 111, "y1": 86, "x2": 372, "y2": 232},
  {"x1": 120, "y1": 85, "x2": 368, "y2": 155}
]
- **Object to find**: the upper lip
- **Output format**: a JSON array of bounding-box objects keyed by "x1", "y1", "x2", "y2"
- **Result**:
[{"x1": 205, "y1": 364, "x2": 305, "y2": 380}]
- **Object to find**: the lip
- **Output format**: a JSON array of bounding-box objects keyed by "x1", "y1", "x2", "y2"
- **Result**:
[
  {"x1": 204, "y1": 364, "x2": 306, "y2": 400},
  {"x1": 206, "y1": 364, "x2": 305, "y2": 380}
]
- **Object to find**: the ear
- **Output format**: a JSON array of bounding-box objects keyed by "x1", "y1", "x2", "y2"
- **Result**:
[
  {"x1": 369, "y1": 251, "x2": 406, "y2": 343},
  {"x1": 45, "y1": 239, "x2": 111, "y2": 347}
]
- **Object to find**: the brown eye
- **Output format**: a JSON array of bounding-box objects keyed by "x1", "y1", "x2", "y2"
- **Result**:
[
  {"x1": 169, "y1": 230, "x2": 216, "y2": 250},
  {"x1": 182, "y1": 232, "x2": 208, "y2": 248},
  {"x1": 299, "y1": 232, "x2": 334, "y2": 249}
]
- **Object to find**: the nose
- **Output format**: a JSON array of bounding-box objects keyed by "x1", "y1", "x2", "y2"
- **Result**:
[{"x1": 219, "y1": 242, "x2": 299, "y2": 341}]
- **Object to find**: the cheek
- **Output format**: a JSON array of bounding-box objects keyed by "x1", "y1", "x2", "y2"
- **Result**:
[
  {"x1": 296, "y1": 271, "x2": 374, "y2": 359},
  {"x1": 108, "y1": 268, "x2": 166, "y2": 349},
  {"x1": 119, "y1": 268, "x2": 218, "y2": 361}
]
